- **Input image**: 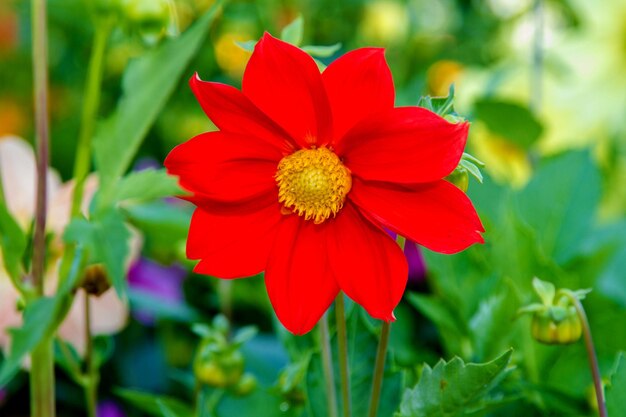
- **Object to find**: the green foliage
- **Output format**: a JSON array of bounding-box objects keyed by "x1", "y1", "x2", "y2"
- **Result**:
[
  {"x1": 281, "y1": 15, "x2": 304, "y2": 46},
  {"x1": 94, "y1": 3, "x2": 222, "y2": 196},
  {"x1": 304, "y1": 309, "x2": 403, "y2": 417},
  {"x1": 115, "y1": 388, "x2": 194, "y2": 417},
  {"x1": 0, "y1": 201, "x2": 27, "y2": 281},
  {"x1": 606, "y1": 352, "x2": 626, "y2": 416},
  {"x1": 64, "y1": 209, "x2": 131, "y2": 298},
  {"x1": 473, "y1": 99, "x2": 543, "y2": 149},
  {"x1": 395, "y1": 350, "x2": 513, "y2": 417},
  {"x1": 0, "y1": 249, "x2": 86, "y2": 386},
  {"x1": 110, "y1": 168, "x2": 182, "y2": 205}
]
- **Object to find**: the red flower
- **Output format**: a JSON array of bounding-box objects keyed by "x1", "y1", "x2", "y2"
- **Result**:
[{"x1": 165, "y1": 33, "x2": 484, "y2": 335}]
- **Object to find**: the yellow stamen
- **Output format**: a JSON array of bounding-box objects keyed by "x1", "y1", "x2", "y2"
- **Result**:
[{"x1": 275, "y1": 147, "x2": 352, "y2": 224}]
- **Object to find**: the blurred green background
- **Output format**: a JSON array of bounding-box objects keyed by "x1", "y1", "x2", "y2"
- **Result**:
[{"x1": 1, "y1": 0, "x2": 626, "y2": 416}]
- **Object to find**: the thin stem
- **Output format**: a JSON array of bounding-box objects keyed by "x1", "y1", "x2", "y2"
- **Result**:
[
  {"x1": 31, "y1": 0, "x2": 50, "y2": 297},
  {"x1": 319, "y1": 314, "x2": 338, "y2": 417},
  {"x1": 530, "y1": 0, "x2": 543, "y2": 113},
  {"x1": 83, "y1": 294, "x2": 98, "y2": 417},
  {"x1": 560, "y1": 291, "x2": 607, "y2": 417},
  {"x1": 30, "y1": 339, "x2": 55, "y2": 417},
  {"x1": 30, "y1": 0, "x2": 54, "y2": 415},
  {"x1": 367, "y1": 321, "x2": 391, "y2": 417},
  {"x1": 71, "y1": 24, "x2": 110, "y2": 217},
  {"x1": 218, "y1": 280, "x2": 233, "y2": 324},
  {"x1": 335, "y1": 294, "x2": 351, "y2": 417}
]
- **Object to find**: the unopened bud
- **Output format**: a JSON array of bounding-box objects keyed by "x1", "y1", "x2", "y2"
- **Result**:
[
  {"x1": 445, "y1": 168, "x2": 469, "y2": 192},
  {"x1": 233, "y1": 373, "x2": 257, "y2": 396},
  {"x1": 531, "y1": 306, "x2": 582, "y2": 345},
  {"x1": 193, "y1": 344, "x2": 244, "y2": 388},
  {"x1": 80, "y1": 264, "x2": 112, "y2": 297}
]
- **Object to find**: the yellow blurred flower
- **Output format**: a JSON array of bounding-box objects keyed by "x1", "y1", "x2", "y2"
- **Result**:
[
  {"x1": 215, "y1": 32, "x2": 253, "y2": 79},
  {"x1": 470, "y1": 122, "x2": 532, "y2": 188},
  {"x1": 359, "y1": 0, "x2": 409, "y2": 45},
  {"x1": 0, "y1": 136, "x2": 137, "y2": 356},
  {"x1": 0, "y1": 99, "x2": 27, "y2": 137},
  {"x1": 427, "y1": 60, "x2": 463, "y2": 97}
]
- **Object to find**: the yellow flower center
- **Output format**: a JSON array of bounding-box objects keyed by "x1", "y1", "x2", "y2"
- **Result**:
[{"x1": 276, "y1": 147, "x2": 352, "y2": 224}]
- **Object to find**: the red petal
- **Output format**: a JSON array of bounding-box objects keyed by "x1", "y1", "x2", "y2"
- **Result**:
[
  {"x1": 165, "y1": 131, "x2": 279, "y2": 203},
  {"x1": 337, "y1": 107, "x2": 469, "y2": 183},
  {"x1": 322, "y1": 48, "x2": 394, "y2": 144},
  {"x1": 327, "y1": 204, "x2": 407, "y2": 321},
  {"x1": 190, "y1": 74, "x2": 295, "y2": 153},
  {"x1": 188, "y1": 201, "x2": 282, "y2": 278},
  {"x1": 350, "y1": 179, "x2": 484, "y2": 254},
  {"x1": 265, "y1": 215, "x2": 339, "y2": 335},
  {"x1": 243, "y1": 33, "x2": 333, "y2": 148}
]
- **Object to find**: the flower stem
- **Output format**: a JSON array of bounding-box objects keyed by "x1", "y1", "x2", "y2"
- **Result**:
[
  {"x1": 531, "y1": 0, "x2": 543, "y2": 113},
  {"x1": 560, "y1": 291, "x2": 607, "y2": 417},
  {"x1": 30, "y1": 339, "x2": 55, "y2": 417},
  {"x1": 367, "y1": 321, "x2": 391, "y2": 417},
  {"x1": 319, "y1": 314, "x2": 338, "y2": 417},
  {"x1": 30, "y1": 0, "x2": 55, "y2": 414},
  {"x1": 83, "y1": 294, "x2": 98, "y2": 417},
  {"x1": 335, "y1": 294, "x2": 351, "y2": 417},
  {"x1": 71, "y1": 24, "x2": 110, "y2": 217}
]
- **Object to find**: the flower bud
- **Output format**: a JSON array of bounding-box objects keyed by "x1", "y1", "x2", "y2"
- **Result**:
[
  {"x1": 79, "y1": 264, "x2": 112, "y2": 297},
  {"x1": 121, "y1": 0, "x2": 171, "y2": 43},
  {"x1": 233, "y1": 373, "x2": 257, "y2": 396},
  {"x1": 531, "y1": 306, "x2": 582, "y2": 345},
  {"x1": 445, "y1": 168, "x2": 469, "y2": 192},
  {"x1": 193, "y1": 343, "x2": 245, "y2": 388}
]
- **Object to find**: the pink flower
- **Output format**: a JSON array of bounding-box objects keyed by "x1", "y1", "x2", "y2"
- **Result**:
[{"x1": 0, "y1": 136, "x2": 136, "y2": 356}]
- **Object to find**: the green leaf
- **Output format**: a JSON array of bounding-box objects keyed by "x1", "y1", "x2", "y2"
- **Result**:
[
  {"x1": 532, "y1": 277, "x2": 555, "y2": 306},
  {"x1": 396, "y1": 349, "x2": 513, "y2": 417},
  {"x1": 407, "y1": 293, "x2": 465, "y2": 335},
  {"x1": 94, "y1": 3, "x2": 223, "y2": 195},
  {"x1": 64, "y1": 209, "x2": 131, "y2": 298},
  {"x1": 0, "y1": 249, "x2": 86, "y2": 386},
  {"x1": 157, "y1": 400, "x2": 180, "y2": 417},
  {"x1": 301, "y1": 43, "x2": 341, "y2": 58},
  {"x1": 606, "y1": 352, "x2": 626, "y2": 416},
  {"x1": 418, "y1": 84, "x2": 456, "y2": 116},
  {"x1": 305, "y1": 309, "x2": 403, "y2": 417},
  {"x1": 474, "y1": 99, "x2": 543, "y2": 149},
  {"x1": 514, "y1": 151, "x2": 601, "y2": 263},
  {"x1": 280, "y1": 15, "x2": 304, "y2": 46},
  {"x1": 111, "y1": 168, "x2": 182, "y2": 205},
  {"x1": 0, "y1": 201, "x2": 27, "y2": 280},
  {"x1": 236, "y1": 40, "x2": 256, "y2": 52},
  {"x1": 115, "y1": 388, "x2": 194, "y2": 417}
]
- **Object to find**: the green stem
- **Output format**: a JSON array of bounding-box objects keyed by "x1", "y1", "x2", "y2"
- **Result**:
[
  {"x1": 560, "y1": 291, "x2": 607, "y2": 417},
  {"x1": 83, "y1": 294, "x2": 98, "y2": 417},
  {"x1": 30, "y1": 339, "x2": 55, "y2": 417},
  {"x1": 530, "y1": 0, "x2": 543, "y2": 113},
  {"x1": 367, "y1": 321, "x2": 391, "y2": 417},
  {"x1": 335, "y1": 294, "x2": 351, "y2": 417},
  {"x1": 218, "y1": 280, "x2": 233, "y2": 324},
  {"x1": 319, "y1": 314, "x2": 338, "y2": 417},
  {"x1": 196, "y1": 387, "x2": 223, "y2": 417},
  {"x1": 30, "y1": 0, "x2": 54, "y2": 414},
  {"x1": 71, "y1": 24, "x2": 110, "y2": 217}
]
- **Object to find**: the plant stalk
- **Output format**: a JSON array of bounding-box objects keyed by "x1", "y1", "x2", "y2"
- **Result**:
[
  {"x1": 71, "y1": 24, "x2": 110, "y2": 216},
  {"x1": 319, "y1": 314, "x2": 338, "y2": 417},
  {"x1": 83, "y1": 294, "x2": 98, "y2": 417},
  {"x1": 30, "y1": 0, "x2": 55, "y2": 414},
  {"x1": 367, "y1": 321, "x2": 391, "y2": 417},
  {"x1": 335, "y1": 294, "x2": 351, "y2": 417},
  {"x1": 561, "y1": 291, "x2": 607, "y2": 417},
  {"x1": 30, "y1": 339, "x2": 55, "y2": 417}
]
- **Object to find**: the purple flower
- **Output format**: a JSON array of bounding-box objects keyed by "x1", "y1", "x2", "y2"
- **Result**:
[
  {"x1": 128, "y1": 258, "x2": 187, "y2": 324},
  {"x1": 97, "y1": 400, "x2": 126, "y2": 417},
  {"x1": 385, "y1": 230, "x2": 427, "y2": 284}
]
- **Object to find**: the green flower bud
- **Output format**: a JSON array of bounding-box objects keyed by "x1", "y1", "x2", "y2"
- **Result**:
[
  {"x1": 193, "y1": 343, "x2": 244, "y2": 387},
  {"x1": 445, "y1": 168, "x2": 469, "y2": 192},
  {"x1": 531, "y1": 306, "x2": 582, "y2": 345},
  {"x1": 121, "y1": 0, "x2": 171, "y2": 43},
  {"x1": 233, "y1": 373, "x2": 257, "y2": 396}
]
